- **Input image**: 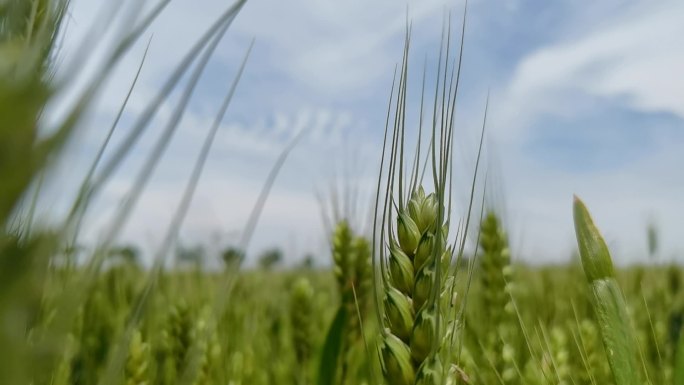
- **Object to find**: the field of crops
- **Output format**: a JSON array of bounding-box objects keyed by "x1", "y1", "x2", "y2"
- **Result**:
[
  {"x1": 25, "y1": 219, "x2": 683, "y2": 385},
  {"x1": 2, "y1": 1, "x2": 682, "y2": 385}
]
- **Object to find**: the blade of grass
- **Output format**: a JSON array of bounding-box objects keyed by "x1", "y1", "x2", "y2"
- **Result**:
[
  {"x1": 34, "y1": 3, "x2": 246, "y2": 379},
  {"x1": 98, "y1": 38, "x2": 254, "y2": 385},
  {"x1": 317, "y1": 306, "x2": 348, "y2": 385},
  {"x1": 68, "y1": 37, "x2": 152, "y2": 249},
  {"x1": 674, "y1": 327, "x2": 684, "y2": 385},
  {"x1": 61, "y1": 0, "x2": 243, "y2": 232},
  {"x1": 37, "y1": 0, "x2": 171, "y2": 180},
  {"x1": 83, "y1": 0, "x2": 244, "y2": 277}
]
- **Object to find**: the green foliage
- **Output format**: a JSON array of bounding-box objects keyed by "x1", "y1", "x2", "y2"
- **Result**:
[
  {"x1": 327, "y1": 220, "x2": 372, "y2": 384},
  {"x1": 318, "y1": 307, "x2": 348, "y2": 385},
  {"x1": 125, "y1": 330, "x2": 151, "y2": 385},
  {"x1": 5, "y1": 255, "x2": 679, "y2": 385},
  {"x1": 176, "y1": 245, "x2": 206, "y2": 268},
  {"x1": 110, "y1": 245, "x2": 142, "y2": 266},
  {"x1": 259, "y1": 248, "x2": 283, "y2": 270},
  {"x1": 471, "y1": 210, "x2": 521, "y2": 385},
  {"x1": 221, "y1": 247, "x2": 244, "y2": 268},
  {"x1": 291, "y1": 278, "x2": 315, "y2": 374}
]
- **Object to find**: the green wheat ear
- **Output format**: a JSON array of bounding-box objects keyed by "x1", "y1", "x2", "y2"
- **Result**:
[
  {"x1": 545, "y1": 326, "x2": 571, "y2": 385},
  {"x1": 479, "y1": 211, "x2": 511, "y2": 325},
  {"x1": 0, "y1": 0, "x2": 68, "y2": 226},
  {"x1": 333, "y1": 220, "x2": 372, "y2": 322},
  {"x1": 330, "y1": 220, "x2": 372, "y2": 384},
  {"x1": 52, "y1": 332, "x2": 78, "y2": 385},
  {"x1": 577, "y1": 318, "x2": 611, "y2": 384},
  {"x1": 290, "y1": 277, "x2": 315, "y2": 384},
  {"x1": 0, "y1": 1, "x2": 70, "y2": 381},
  {"x1": 372, "y1": 6, "x2": 477, "y2": 383},
  {"x1": 190, "y1": 307, "x2": 222, "y2": 385},
  {"x1": 333, "y1": 220, "x2": 371, "y2": 311},
  {"x1": 380, "y1": 188, "x2": 452, "y2": 385},
  {"x1": 125, "y1": 329, "x2": 151, "y2": 385},
  {"x1": 573, "y1": 196, "x2": 641, "y2": 385},
  {"x1": 161, "y1": 300, "x2": 193, "y2": 382},
  {"x1": 478, "y1": 210, "x2": 518, "y2": 384}
]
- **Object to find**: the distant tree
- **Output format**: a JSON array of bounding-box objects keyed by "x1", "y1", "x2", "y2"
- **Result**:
[
  {"x1": 109, "y1": 245, "x2": 140, "y2": 266},
  {"x1": 302, "y1": 254, "x2": 315, "y2": 269},
  {"x1": 258, "y1": 248, "x2": 282, "y2": 270},
  {"x1": 647, "y1": 221, "x2": 659, "y2": 260},
  {"x1": 221, "y1": 247, "x2": 244, "y2": 268},
  {"x1": 57, "y1": 243, "x2": 85, "y2": 266},
  {"x1": 176, "y1": 244, "x2": 205, "y2": 268}
]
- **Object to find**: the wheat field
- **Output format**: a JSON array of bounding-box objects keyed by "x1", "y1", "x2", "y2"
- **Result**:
[{"x1": 1, "y1": 1, "x2": 681, "y2": 384}]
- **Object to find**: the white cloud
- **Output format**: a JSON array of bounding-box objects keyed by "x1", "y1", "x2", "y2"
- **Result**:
[
  {"x1": 42, "y1": 0, "x2": 684, "y2": 267},
  {"x1": 226, "y1": 0, "x2": 449, "y2": 94},
  {"x1": 60, "y1": 103, "x2": 378, "y2": 265},
  {"x1": 497, "y1": 0, "x2": 684, "y2": 135},
  {"x1": 485, "y1": 1, "x2": 684, "y2": 263}
]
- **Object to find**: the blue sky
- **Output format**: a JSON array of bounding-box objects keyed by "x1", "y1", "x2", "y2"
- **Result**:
[{"x1": 43, "y1": 0, "x2": 684, "y2": 266}]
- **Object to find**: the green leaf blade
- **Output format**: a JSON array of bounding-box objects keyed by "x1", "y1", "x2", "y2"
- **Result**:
[{"x1": 317, "y1": 306, "x2": 348, "y2": 385}]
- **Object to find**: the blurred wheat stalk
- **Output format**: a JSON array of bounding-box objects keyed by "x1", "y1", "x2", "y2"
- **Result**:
[
  {"x1": 1, "y1": 1, "x2": 74, "y2": 382},
  {"x1": 0, "y1": 0, "x2": 249, "y2": 383}
]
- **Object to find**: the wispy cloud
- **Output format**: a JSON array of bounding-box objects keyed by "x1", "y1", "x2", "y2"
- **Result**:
[
  {"x1": 497, "y1": 0, "x2": 684, "y2": 133},
  {"x1": 44, "y1": 0, "x2": 684, "y2": 265},
  {"x1": 487, "y1": 0, "x2": 684, "y2": 263}
]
